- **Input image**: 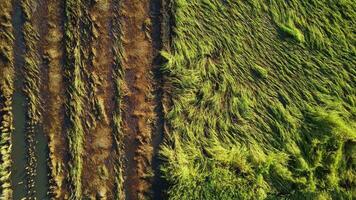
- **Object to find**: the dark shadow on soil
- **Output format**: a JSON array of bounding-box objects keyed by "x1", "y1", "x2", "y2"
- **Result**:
[
  {"x1": 35, "y1": 0, "x2": 50, "y2": 199},
  {"x1": 150, "y1": 0, "x2": 169, "y2": 199}
]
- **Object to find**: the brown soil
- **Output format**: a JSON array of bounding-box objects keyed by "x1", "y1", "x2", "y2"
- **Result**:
[
  {"x1": 42, "y1": 0, "x2": 70, "y2": 199},
  {"x1": 120, "y1": 0, "x2": 156, "y2": 199},
  {"x1": 9, "y1": 0, "x2": 163, "y2": 198},
  {"x1": 81, "y1": 1, "x2": 117, "y2": 199}
]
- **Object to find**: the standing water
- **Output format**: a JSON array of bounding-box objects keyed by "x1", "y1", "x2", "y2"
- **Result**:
[
  {"x1": 11, "y1": 0, "x2": 27, "y2": 198},
  {"x1": 11, "y1": 0, "x2": 50, "y2": 199},
  {"x1": 34, "y1": 127, "x2": 50, "y2": 199}
]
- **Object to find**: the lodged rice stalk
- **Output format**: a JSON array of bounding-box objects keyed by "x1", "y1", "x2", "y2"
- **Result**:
[
  {"x1": 64, "y1": 0, "x2": 86, "y2": 199},
  {"x1": 160, "y1": 0, "x2": 355, "y2": 199},
  {"x1": 111, "y1": 0, "x2": 125, "y2": 199}
]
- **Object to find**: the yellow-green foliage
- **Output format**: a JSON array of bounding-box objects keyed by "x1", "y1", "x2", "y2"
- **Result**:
[
  {"x1": 64, "y1": 0, "x2": 86, "y2": 199},
  {"x1": 22, "y1": 3, "x2": 42, "y2": 125},
  {"x1": 160, "y1": 0, "x2": 355, "y2": 199},
  {"x1": 0, "y1": 1, "x2": 14, "y2": 198},
  {"x1": 112, "y1": 0, "x2": 125, "y2": 198},
  {"x1": 0, "y1": 1, "x2": 14, "y2": 199}
]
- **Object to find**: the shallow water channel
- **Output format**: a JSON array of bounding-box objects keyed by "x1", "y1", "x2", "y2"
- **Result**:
[{"x1": 11, "y1": 0, "x2": 50, "y2": 199}]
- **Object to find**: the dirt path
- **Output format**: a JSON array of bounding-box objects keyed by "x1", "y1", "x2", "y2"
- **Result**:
[
  {"x1": 42, "y1": 0, "x2": 70, "y2": 198},
  {"x1": 81, "y1": 1, "x2": 117, "y2": 199},
  {"x1": 120, "y1": 0, "x2": 157, "y2": 199}
]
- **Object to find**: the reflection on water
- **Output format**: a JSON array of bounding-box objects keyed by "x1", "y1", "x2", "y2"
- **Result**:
[{"x1": 35, "y1": 127, "x2": 50, "y2": 199}]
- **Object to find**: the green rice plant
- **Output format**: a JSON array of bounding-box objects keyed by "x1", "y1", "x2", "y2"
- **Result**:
[
  {"x1": 277, "y1": 21, "x2": 305, "y2": 43},
  {"x1": 160, "y1": 0, "x2": 355, "y2": 199},
  {"x1": 251, "y1": 64, "x2": 268, "y2": 79}
]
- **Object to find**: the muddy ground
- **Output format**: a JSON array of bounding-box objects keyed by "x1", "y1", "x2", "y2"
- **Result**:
[
  {"x1": 42, "y1": 0, "x2": 70, "y2": 198},
  {"x1": 120, "y1": 0, "x2": 156, "y2": 199},
  {"x1": 7, "y1": 0, "x2": 165, "y2": 199}
]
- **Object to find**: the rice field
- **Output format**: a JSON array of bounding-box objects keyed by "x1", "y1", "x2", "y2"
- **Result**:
[
  {"x1": 160, "y1": 0, "x2": 355, "y2": 199},
  {"x1": 0, "y1": 0, "x2": 354, "y2": 200}
]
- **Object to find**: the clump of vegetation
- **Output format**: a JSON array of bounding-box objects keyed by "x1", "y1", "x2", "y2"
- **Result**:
[
  {"x1": 112, "y1": 0, "x2": 125, "y2": 198},
  {"x1": 160, "y1": 0, "x2": 355, "y2": 199},
  {"x1": 268, "y1": 0, "x2": 354, "y2": 50},
  {"x1": 251, "y1": 64, "x2": 268, "y2": 79},
  {"x1": 276, "y1": 19, "x2": 305, "y2": 43},
  {"x1": 64, "y1": 0, "x2": 86, "y2": 198},
  {"x1": 0, "y1": 1, "x2": 15, "y2": 198}
]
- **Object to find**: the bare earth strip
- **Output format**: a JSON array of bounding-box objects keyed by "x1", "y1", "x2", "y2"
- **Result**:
[
  {"x1": 42, "y1": 0, "x2": 70, "y2": 198},
  {"x1": 81, "y1": 0, "x2": 117, "y2": 199},
  {"x1": 120, "y1": 0, "x2": 156, "y2": 199}
]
